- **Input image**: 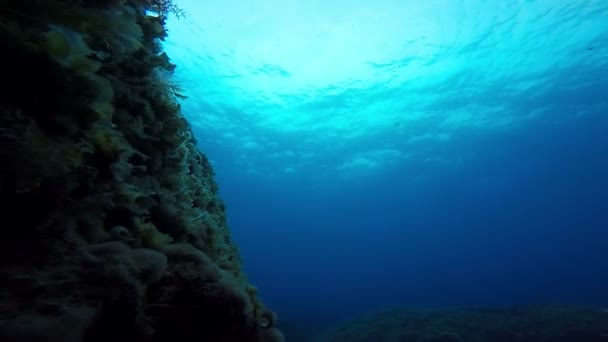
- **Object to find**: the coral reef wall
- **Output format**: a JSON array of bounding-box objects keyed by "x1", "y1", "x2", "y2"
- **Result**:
[{"x1": 0, "y1": 1, "x2": 283, "y2": 341}]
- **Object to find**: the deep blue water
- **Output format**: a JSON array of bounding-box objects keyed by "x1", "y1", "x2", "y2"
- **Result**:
[{"x1": 163, "y1": 0, "x2": 608, "y2": 328}]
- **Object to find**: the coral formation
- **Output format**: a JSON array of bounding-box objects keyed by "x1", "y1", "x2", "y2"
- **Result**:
[{"x1": 0, "y1": 0, "x2": 282, "y2": 341}]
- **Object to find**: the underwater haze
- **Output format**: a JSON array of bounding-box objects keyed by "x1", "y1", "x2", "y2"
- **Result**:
[{"x1": 164, "y1": 0, "x2": 608, "y2": 329}]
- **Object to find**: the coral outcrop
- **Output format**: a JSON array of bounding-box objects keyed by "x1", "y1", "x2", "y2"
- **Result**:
[{"x1": 0, "y1": 1, "x2": 283, "y2": 341}]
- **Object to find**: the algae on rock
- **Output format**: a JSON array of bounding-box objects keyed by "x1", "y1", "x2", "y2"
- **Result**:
[{"x1": 0, "y1": 1, "x2": 284, "y2": 341}]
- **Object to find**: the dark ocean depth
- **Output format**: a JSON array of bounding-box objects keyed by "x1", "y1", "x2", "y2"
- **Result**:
[{"x1": 164, "y1": 0, "x2": 608, "y2": 339}]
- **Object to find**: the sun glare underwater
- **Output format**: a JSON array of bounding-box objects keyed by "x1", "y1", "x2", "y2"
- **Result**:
[{"x1": 163, "y1": 0, "x2": 608, "y2": 334}]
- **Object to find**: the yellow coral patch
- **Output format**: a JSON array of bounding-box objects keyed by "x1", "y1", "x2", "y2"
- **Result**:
[{"x1": 137, "y1": 221, "x2": 173, "y2": 250}]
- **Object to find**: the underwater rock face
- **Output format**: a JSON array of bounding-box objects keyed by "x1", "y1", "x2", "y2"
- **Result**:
[{"x1": 0, "y1": 1, "x2": 281, "y2": 341}]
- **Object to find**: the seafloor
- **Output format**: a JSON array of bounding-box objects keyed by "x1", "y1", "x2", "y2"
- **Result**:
[{"x1": 306, "y1": 306, "x2": 608, "y2": 342}]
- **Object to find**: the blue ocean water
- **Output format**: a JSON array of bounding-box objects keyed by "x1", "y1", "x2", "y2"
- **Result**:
[{"x1": 164, "y1": 0, "x2": 608, "y2": 329}]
